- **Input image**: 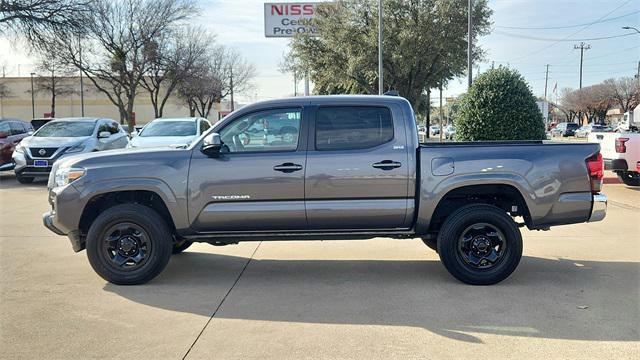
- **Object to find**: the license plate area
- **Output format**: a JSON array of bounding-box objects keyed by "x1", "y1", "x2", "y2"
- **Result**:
[{"x1": 33, "y1": 160, "x2": 49, "y2": 167}]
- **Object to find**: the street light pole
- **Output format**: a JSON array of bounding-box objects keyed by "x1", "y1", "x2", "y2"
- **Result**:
[
  {"x1": 468, "y1": 0, "x2": 473, "y2": 88},
  {"x1": 621, "y1": 26, "x2": 640, "y2": 34},
  {"x1": 30, "y1": 72, "x2": 35, "y2": 118},
  {"x1": 378, "y1": 0, "x2": 383, "y2": 94},
  {"x1": 79, "y1": 34, "x2": 85, "y2": 117}
]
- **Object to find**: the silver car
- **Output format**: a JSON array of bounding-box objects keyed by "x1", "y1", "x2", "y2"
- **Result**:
[{"x1": 13, "y1": 117, "x2": 128, "y2": 183}]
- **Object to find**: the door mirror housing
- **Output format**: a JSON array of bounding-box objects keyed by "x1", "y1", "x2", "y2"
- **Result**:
[
  {"x1": 98, "y1": 131, "x2": 111, "y2": 139},
  {"x1": 201, "y1": 132, "x2": 222, "y2": 157}
]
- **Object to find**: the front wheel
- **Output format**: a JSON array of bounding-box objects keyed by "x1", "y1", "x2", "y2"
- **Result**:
[
  {"x1": 618, "y1": 171, "x2": 640, "y2": 186},
  {"x1": 437, "y1": 204, "x2": 523, "y2": 285},
  {"x1": 16, "y1": 174, "x2": 34, "y2": 184},
  {"x1": 86, "y1": 204, "x2": 173, "y2": 285}
]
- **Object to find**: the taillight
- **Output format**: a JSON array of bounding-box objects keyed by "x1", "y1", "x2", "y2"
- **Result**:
[
  {"x1": 586, "y1": 152, "x2": 603, "y2": 194},
  {"x1": 615, "y1": 137, "x2": 629, "y2": 153},
  {"x1": 636, "y1": 161, "x2": 640, "y2": 172}
]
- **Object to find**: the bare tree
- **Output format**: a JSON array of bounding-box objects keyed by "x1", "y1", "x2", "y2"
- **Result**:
[
  {"x1": 0, "y1": 0, "x2": 91, "y2": 43},
  {"x1": 33, "y1": 53, "x2": 76, "y2": 117},
  {"x1": 603, "y1": 77, "x2": 639, "y2": 113},
  {"x1": 45, "y1": 0, "x2": 196, "y2": 127},
  {"x1": 140, "y1": 26, "x2": 213, "y2": 118},
  {"x1": 177, "y1": 46, "x2": 255, "y2": 118}
]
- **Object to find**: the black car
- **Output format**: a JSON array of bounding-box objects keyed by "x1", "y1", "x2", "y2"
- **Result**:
[{"x1": 551, "y1": 122, "x2": 579, "y2": 137}]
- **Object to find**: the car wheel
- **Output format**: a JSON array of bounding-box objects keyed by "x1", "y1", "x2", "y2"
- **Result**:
[
  {"x1": 172, "y1": 239, "x2": 193, "y2": 254},
  {"x1": 16, "y1": 174, "x2": 34, "y2": 184},
  {"x1": 618, "y1": 171, "x2": 640, "y2": 187},
  {"x1": 86, "y1": 204, "x2": 173, "y2": 285},
  {"x1": 437, "y1": 204, "x2": 522, "y2": 285}
]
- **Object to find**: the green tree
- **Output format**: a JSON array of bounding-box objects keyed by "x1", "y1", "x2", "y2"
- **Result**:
[
  {"x1": 456, "y1": 67, "x2": 546, "y2": 141},
  {"x1": 287, "y1": 0, "x2": 492, "y2": 110}
]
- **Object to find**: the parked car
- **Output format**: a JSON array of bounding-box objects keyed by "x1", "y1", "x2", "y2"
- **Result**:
[
  {"x1": 0, "y1": 118, "x2": 33, "y2": 172},
  {"x1": 443, "y1": 125, "x2": 456, "y2": 140},
  {"x1": 31, "y1": 117, "x2": 54, "y2": 131},
  {"x1": 128, "y1": 117, "x2": 211, "y2": 148},
  {"x1": 588, "y1": 131, "x2": 640, "y2": 186},
  {"x1": 429, "y1": 124, "x2": 440, "y2": 135},
  {"x1": 43, "y1": 95, "x2": 606, "y2": 286},
  {"x1": 13, "y1": 117, "x2": 128, "y2": 183},
  {"x1": 551, "y1": 122, "x2": 579, "y2": 137},
  {"x1": 574, "y1": 124, "x2": 604, "y2": 138}
]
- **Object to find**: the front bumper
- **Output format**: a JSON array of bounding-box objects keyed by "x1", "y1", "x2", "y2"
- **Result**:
[
  {"x1": 42, "y1": 185, "x2": 86, "y2": 252},
  {"x1": 588, "y1": 193, "x2": 607, "y2": 222}
]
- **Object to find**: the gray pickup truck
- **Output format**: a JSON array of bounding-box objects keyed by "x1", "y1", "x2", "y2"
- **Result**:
[{"x1": 43, "y1": 95, "x2": 607, "y2": 285}]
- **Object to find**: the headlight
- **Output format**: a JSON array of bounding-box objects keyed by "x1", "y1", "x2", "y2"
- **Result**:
[
  {"x1": 14, "y1": 144, "x2": 25, "y2": 154},
  {"x1": 54, "y1": 167, "x2": 85, "y2": 187},
  {"x1": 65, "y1": 144, "x2": 86, "y2": 154}
]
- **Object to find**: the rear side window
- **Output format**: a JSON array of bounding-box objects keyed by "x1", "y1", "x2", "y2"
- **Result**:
[
  {"x1": 315, "y1": 106, "x2": 394, "y2": 150},
  {"x1": 9, "y1": 122, "x2": 25, "y2": 135}
]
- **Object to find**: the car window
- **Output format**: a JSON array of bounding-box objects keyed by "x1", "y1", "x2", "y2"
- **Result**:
[
  {"x1": 140, "y1": 121, "x2": 196, "y2": 137},
  {"x1": 567, "y1": 123, "x2": 579, "y2": 129},
  {"x1": 22, "y1": 122, "x2": 33, "y2": 132},
  {"x1": 0, "y1": 121, "x2": 10, "y2": 135},
  {"x1": 200, "y1": 120, "x2": 211, "y2": 133},
  {"x1": 315, "y1": 106, "x2": 394, "y2": 151},
  {"x1": 9, "y1": 122, "x2": 25, "y2": 135},
  {"x1": 35, "y1": 121, "x2": 96, "y2": 137},
  {"x1": 219, "y1": 108, "x2": 301, "y2": 153},
  {"x1": 108, "y1": 121, "x2": 119, "y2": 134}
]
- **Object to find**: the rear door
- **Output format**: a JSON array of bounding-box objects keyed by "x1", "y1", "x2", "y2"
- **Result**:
[{"x1": 304, "y1": 103, "x2": 411, "y2": 230}]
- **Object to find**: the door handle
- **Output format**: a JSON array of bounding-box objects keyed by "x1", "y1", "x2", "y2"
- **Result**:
[
  {"x1": 273, "y1": 162, "x2": 303, "y2": 173},
  {"x1": 372, "y1": 160, "x2": 402, "y2": 170}
]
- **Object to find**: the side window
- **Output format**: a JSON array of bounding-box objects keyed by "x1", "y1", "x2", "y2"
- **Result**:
[
  {"x1": 219, "y1": 108, "x2": 301, "y2": 153},
  {"x1": 315, "y1": 106, "x2": 393, "y2": 151},
  {"x1": 200, "y1": 120, "x2": 211, "y2": 133},
  {"x1": 0, "y1": 122, "x2": 10, "y2": 135},
  {"x1": 22, "y1": 122, "x2": 33, "y2": 133},
  {"x1": 97, "y1": 121, "x2": 109, "y2": 134},
  {"x1": 9, "y1": 122, "x2": 25, "y2": 135}
]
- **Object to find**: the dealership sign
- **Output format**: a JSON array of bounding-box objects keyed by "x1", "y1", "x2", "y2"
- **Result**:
[{"x1": 264, "y1": 2, "x2": 319, "y2": 37}]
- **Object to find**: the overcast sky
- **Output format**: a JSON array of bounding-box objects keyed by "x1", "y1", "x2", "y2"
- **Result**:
[{"x1": 1, "y1": 0, "x2": 639, "y2": 104}]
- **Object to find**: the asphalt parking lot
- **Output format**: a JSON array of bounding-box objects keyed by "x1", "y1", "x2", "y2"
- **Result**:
[{"x1": 1, "y1": 172, "x2": 638, "y2": 359}]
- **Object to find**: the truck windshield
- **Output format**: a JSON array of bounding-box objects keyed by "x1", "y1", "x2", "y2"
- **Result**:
[
  {"x1": 34, "y1": 122, "x2": 95, "y2": 137},
  {"x1": 140, "y1": 121, "x2": 196, "y2": 137}
]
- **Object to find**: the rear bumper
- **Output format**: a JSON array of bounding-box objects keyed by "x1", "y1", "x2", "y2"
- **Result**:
[{"x1": 588, "y1": 193, "x2": 607, "y2": 222}]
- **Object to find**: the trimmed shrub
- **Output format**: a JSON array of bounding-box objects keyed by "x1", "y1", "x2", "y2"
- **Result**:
[{"x1": 456, "y1": 67, "x2": 546, "y2": 141}]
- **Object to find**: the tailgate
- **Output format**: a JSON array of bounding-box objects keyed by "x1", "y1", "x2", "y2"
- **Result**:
[{"x1": 588, "y1": 132, "x2": 617, "y2": 160}]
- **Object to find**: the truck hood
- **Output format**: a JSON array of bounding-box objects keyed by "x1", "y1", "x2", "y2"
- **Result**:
[
  {"x1": 129, "y1": 135, "x2": 197, "y2": 148},
  {"x1": 21, "y1": 136, "x2": 90, "y2": 149}
]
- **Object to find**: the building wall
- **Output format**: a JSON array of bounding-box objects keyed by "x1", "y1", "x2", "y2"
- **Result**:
[{"x1": 0, "y1": 76, "x2": 222, "y2": 125}]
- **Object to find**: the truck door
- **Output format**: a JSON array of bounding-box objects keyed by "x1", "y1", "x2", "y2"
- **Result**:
[
  {"x1": 305, "y1": 104, "x2": 411, "y2": 229},
  {"x1": 188, "y1": 107, "x2": 308, "y2": 232}
]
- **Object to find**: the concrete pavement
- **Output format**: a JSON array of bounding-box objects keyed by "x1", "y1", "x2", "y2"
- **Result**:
[{"x1": 0, "y1": 173, "x2": 638, "y2": 359}]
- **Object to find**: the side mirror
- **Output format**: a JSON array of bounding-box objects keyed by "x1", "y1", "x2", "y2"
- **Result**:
[
  {"x1": 201, "y1": 132, "x2": 222, "y2": 157},
  {"x1": 98, "y1": 131, "x2": 111, "y2": 139},
  {"x1": 27, "y1": 131, "x2": 34, "y2": 135}
]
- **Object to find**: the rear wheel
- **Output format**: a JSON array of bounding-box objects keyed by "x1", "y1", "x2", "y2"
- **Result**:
[
  {"x1": 618, "y1": 171, "x2": 640, "y2": 186},
  {"x1": 86, "y1": 204, "x2": 173, "y2": 285},
  {"x1": 437, "y1": 204, "x2": 522, "y2": 285},
  {"x1": 16, "y1": 174, "x2": 34, "y2": 184}
]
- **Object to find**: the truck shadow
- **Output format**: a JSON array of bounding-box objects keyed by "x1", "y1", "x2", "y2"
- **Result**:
[
  {"x1": 104, "y1": 253, "x2": 639, "y2": 343},
  {"x1": 0, "y1": 173, "x2": 48, "y2": 190}
]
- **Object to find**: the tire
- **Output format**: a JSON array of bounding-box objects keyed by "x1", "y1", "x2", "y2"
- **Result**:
[
  {"x1": 86, "y1": 204, "x2": 173, "y2": 285},
  {"x1": 172, "y1": 239, "x2": 193, "y2": 254},
  {"x1": 437, "y1": 204, "x2": 523, "y2": 285},
  {"x1": 421, "y1": 237, "x2": 437, "y2": 252},
  {"x1": 618, "y1": 171, "x2": 640, "y2": 186},
  {"x1": 16, "y1": 174, "x2": 34, "y2": 184}
]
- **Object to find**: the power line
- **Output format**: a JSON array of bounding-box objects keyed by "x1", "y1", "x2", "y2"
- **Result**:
[
  {"x1": 506, "y1": 0, "x2": 633, "y2": 62},
  {"x1": 494, "y1": 31, "x2": 637, "y2": 42},
  {"x1": 495, "y1": 10, "x2": 640, "y2": 30}
]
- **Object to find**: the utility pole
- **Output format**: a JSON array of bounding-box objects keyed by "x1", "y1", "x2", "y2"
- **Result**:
[
  {"x1": 544, "y1": 64, "x2": 550, "y2": 101},
  {"x1": 439, "y1": 85, "x2": 443, "y2": 142},
  {"x1": 574, "y1": 42, "x2": 590, "y2": 89},
  {"x1": 467, "y1": 0, "x2": 473, "y2": 88},
  {"x1": 229, "y1": 66, "x2": 235, "y2": 111},
  {"x1": 304, "y1": 70, "x2": 309, "y2": 96},
  {"x1": 425, "y1": 88, "x2": 430, "y2": 139},
  {"x1": 30, "y1": 72, "x2": 35, "y2": 118},
  {"x1": 293, "y1": 69, "x2": 297, "y2": 97},
  {"x1": 79, "y1": 34, "x2": 85, "y2": 117},
  {"x1": 378, "y1": 0, "x2": 383, "y2": 94},
  {"x1": 636, "y1": 60, "x2": 640, "y2": 87}
]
